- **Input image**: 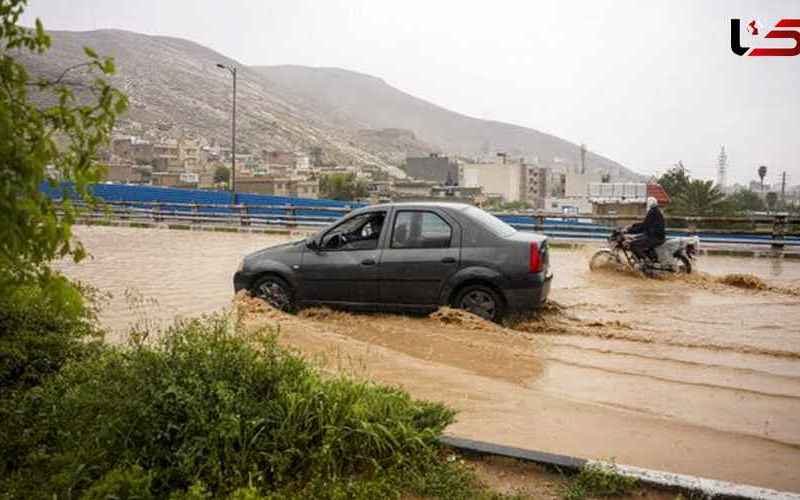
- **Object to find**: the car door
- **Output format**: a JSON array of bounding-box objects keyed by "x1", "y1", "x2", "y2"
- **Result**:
[
  {"x1": 378, "y1": 209, "x2": 461, "y2": 305},
  {"x1": 299, "y1": 210, "x2": 387, "y2": 305}
]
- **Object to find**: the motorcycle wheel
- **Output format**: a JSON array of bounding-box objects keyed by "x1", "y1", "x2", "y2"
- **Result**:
[
  {"x1": 675, "y1": 255, "x2": 692, "y2": 274},
  {"x1": 590, "y1": 249, "x2": 622, "y2": 271}
]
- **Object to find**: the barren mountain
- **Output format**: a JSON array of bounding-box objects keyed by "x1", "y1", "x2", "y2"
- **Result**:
[
  {"x1": 255, "y1": 65, "x2": 639, "y2": 179},
  {"x1": 19, "y1": 29, "x2": 638, "y2": 179}
]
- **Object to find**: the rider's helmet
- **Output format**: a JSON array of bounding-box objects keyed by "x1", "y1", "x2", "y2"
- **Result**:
[{"x1": 646, "y1": 196, "x2": 658, "y2": 211}]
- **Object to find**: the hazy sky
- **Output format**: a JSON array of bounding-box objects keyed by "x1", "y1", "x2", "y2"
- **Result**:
[{"x1": 21, "y1": 0, "x2": 800, "y2": 186}]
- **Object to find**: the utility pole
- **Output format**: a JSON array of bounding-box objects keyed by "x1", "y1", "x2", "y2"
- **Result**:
[{"x1": 217, "y1": 63, "x2": 237, "y2": 202}]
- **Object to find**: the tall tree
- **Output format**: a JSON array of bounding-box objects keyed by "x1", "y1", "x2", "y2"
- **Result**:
[
  {"x1": 725, "y1": 189, "x2": 765, "y2": 213},
  {"x1": 657, "y1": 162, "x2": 691, "y2": 198},
  {"x1": 765, "y1": 192, "x2": 778, "y2": 213},
  {"x1": 0, "y1": 0, "x2": 127, "y2": 287},
  {"x1": 319, "y1": 173, "x2": 368, "y2": 201},
  {"x1": 671, "y1": 180, "x2": 726, "y2": 216},
  {"x1": 213, "y1": 165, "x2": 230, "y2": 185}
]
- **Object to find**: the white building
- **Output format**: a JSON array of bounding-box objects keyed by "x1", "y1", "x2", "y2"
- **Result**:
[
  {"x1": 565, "y1": 172, "x2": 604, "y2": 198},
  {"x1": 460, "y1": 162, "x2": 523, "y2": 202}
]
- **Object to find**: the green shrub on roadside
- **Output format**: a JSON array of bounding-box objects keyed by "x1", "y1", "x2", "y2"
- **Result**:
[
  {"x1": 0, "y1": 273, "x2": 103, "y2": 396},
  {"x1": 0, "y1": 314, "x2": 500, "y2": 499},
  {"x1": 562, "y1": 462, "x2": 638, "y2": 500}
]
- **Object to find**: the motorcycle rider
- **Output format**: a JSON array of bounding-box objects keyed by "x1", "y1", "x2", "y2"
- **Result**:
[{"x1": 625, "y1": 196, "x2": 665, "y2": 261}]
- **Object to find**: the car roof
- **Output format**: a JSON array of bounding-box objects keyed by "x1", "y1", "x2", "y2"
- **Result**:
[{"x1": 358, "y1": 201, "x2": 472, "y2": 212}]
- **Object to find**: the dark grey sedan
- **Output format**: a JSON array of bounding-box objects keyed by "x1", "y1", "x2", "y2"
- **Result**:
[{"x1": 233, "y1": 202, "x2": 552, "y2": 322}]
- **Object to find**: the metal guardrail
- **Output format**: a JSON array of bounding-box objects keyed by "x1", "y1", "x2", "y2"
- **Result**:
[{"x1": 56, "y1": 200, "x2": 799, "y2": 249}]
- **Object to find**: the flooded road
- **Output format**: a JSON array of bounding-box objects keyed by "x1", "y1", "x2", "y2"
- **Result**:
[{"x1": 58, "y1": 226, "x2": 800, "y2": 492}]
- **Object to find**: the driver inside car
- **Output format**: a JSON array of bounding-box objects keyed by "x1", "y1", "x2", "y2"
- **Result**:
[
  {"x1": 324, "y1": 212, "x2": 385, "y2": 250},
  {"x1": 625, "y1": 196, "x2": 665, "y2": 260}
]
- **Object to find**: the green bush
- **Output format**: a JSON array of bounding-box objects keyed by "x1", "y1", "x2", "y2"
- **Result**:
[
  {"x1": 0, "y1": 273, "x2": 103, "y2": 396},
  {"x1": 562, "y1": 462, "x2": 638, "y2": 500},
  {"x1": 0, "y1": 314, "x2": 497, "y2": 499}
]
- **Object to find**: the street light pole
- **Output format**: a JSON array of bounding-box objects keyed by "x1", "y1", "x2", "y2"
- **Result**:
[{"x1": 217, "y1": 63, "x2": 237, "y2": 202}]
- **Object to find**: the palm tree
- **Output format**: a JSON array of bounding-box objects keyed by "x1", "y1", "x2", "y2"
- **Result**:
[
  {"x1": 672, "y1": 179, "x2": 726, "y2": 215},
  {"x1": 758, "y1": 165, "x2": 767, "y2": 192}
]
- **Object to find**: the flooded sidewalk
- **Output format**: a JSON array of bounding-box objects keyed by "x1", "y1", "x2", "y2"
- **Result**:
[{"x1": 57, "y1": 225, "x2": 800, "y2": 492}]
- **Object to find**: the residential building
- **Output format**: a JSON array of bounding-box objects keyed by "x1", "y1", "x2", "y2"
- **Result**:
[
  {"x1": 430, "y1": 185, "x2": 484, "y2": 204},
  {"x1": 295, "y1": 153, "x2": 311, "y2": 170},
  {"x1": 103, "y1": 162, "x2": 145, "y2": 184},
  {"x1": 589, "y1": 182, "x2": 670, "y2": 216},
  {"x1": 294, "y1": 179, "x2": 320, "y2": 199},
  {"x1": 367, "y1": 180, "x2": 394, "y2": 197},
  {"x1": 152, "y1": 139, "x2": 179, "y2": 171},
  {"x1": 460, "y1": 162, "x2": 523, "y2": 202},
  {"x1": 267, "y1": 164, "x2": 294, "y2": 178},
  {"x1": 179, "y1": 139, "x2": 200, "y2": 171},
  {"x1": 263, "y1": 151, "x2": 296, "y2": 166},
  {"x1": 391, "y1": 180, "x2": 437, "y2": 199},
  {"x1": 521, "y1": 166, "x2": 549, "y2": 209},
  {"x1": 151, "y1": 171, "x2": 200, "y2": 189},
  {"x1": 404, "y1": 154, "x2": 459, "y2": 184},
  {"x1": 150, "y1": 138, "x2": 202, "y2": 171},
  {"x1": 236, "y1": 176, "x2": 320, "y2": 199},
  {"x1": 544, "y1": 197, "x2": 591, "y2": 214},
  {"x1": 565, "y1": 171, "x2": 604, "y2": 198},
  {"x1": 111, "y1": 137, "x2": 153, "y2": 164},
  {"x1": 550, "y1": 171, "x2": 567, "y2": 197}
]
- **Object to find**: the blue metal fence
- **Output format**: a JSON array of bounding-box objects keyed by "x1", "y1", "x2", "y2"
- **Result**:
[{"x1": 43, "y1": 183, "x2": 798, "y2": 248}]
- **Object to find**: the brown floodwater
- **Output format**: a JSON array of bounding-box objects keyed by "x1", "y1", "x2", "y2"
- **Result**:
[{"x1": 56, "y1": 226, "x2": 800, "y2": 492}]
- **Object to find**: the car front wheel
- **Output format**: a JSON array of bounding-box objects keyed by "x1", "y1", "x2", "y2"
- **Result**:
[
  {"x1": 251, "y1": 276, "x2": 294, "y2": 312},
  {"x1": 454, "y1": 285, "x2": 504, "y2": 322}
]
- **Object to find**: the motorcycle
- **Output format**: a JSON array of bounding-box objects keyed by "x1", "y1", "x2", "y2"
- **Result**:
[{"x1": 589, "y1": 228, "x2": 699, "y2": 276}]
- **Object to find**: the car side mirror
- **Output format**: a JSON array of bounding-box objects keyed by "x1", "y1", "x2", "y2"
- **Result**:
[{"x1": 306, "y1": 238, "x2": 319, "y2": 251}]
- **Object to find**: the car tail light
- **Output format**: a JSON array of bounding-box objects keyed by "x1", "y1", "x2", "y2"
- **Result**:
[{"x1": 529, "y1": 242, "x2": 541, "y2": 273}]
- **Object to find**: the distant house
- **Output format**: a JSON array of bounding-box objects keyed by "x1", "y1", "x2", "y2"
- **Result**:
[
  {"x1": 590, "y1": 182, "x2": 670, "y2": 217},
  {"x1": 236, "y1": 176, "x2": 320, "y2": 199},
  {"x1": 404, "y1": 154, "x2": 458, "y2": 184},
  {"x1": 460, "y1": 162, "x2": 523, "y2": 202},
  {"x1": 103, "y1": 162, "x2": 145, "y2": 184},
  {"x1": 430, "y1": 185, "x2": 484, "y2": 204},
  {"x1": 391, "y1": 179, "x2": 437, "y2": 199}
]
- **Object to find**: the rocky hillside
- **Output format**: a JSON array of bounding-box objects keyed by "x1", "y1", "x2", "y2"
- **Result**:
[
  {"x1": 255, "y1": 66, "x2": 640, "y2": 179},
  {"x1": 19, "y1": 29, "x2": 638, "y2": 179}
]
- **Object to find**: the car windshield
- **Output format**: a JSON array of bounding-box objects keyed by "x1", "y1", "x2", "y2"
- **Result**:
[{"x1": 463, "y1": 206, "x2": 516, "y2": 237}]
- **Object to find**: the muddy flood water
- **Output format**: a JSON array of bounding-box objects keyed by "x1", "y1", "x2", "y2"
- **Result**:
[{"x1": 57, "y1": 226, "x2": 800, "y2": 492}]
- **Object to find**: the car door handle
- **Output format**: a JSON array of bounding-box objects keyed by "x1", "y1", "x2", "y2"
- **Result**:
[
  {"x1": 361, "y1": 258, "x2": 376, "y2": 266},
  {"x1": 441, "y1": 257, "x2": 456, "y2": 264}
]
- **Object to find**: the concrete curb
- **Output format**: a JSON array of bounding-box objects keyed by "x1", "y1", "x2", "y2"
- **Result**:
[{"x1": 439, "y1": 436, "x2": 800, "y2": 500}]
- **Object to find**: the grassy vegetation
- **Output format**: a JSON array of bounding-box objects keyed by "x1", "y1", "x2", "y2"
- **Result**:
[
  {"x1": 561, "y1": 462, "x2": 638, "y2": 500},
  {"x1": 0, "y1": 276, "x2": 104, "y2": 398},
  {"x1": 0, "y1": 292, "x2": 526, "y2": 499}
]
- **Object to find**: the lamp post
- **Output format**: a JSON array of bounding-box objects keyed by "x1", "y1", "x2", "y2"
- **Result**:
[{"x1": 216, "y1": 63, "x2": 237, "y2": 202}]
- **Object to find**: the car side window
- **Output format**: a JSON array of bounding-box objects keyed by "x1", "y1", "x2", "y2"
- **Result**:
[
  {"x1": 391, "y1": 211, "x2": 452, "y2": 249},
  {"x1": 321, "y1": 211, "x2": 386, "y2": 251}
]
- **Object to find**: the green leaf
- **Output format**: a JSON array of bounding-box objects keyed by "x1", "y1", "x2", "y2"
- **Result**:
[{"x1": 0, "y1": 1, "x2": 126, "y2": 287}]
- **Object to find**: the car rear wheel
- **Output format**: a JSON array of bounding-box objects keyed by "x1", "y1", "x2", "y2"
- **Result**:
[
  {"x1": 454, "y1": 285, "x2": 504, "y2": 322},
  {"x1": 251, "y1": 276, "x2": 294, "y2": 312}
]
